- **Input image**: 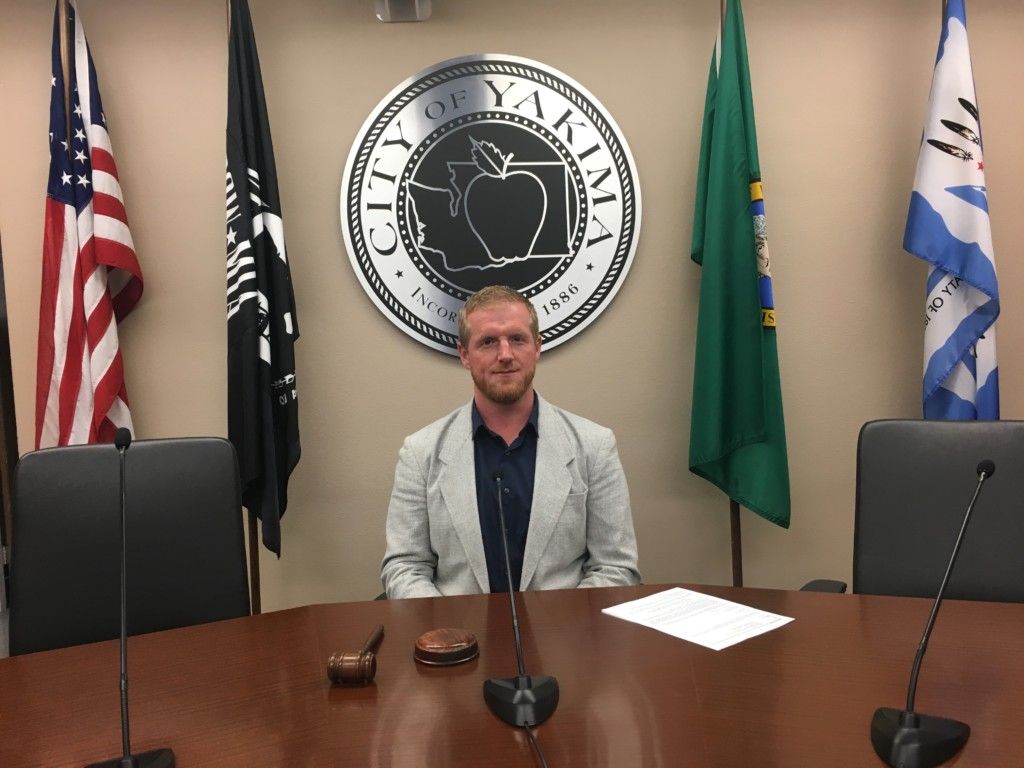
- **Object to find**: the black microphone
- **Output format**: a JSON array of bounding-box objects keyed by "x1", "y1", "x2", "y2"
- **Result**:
[
  {"x1": 483, "y1": 469, "x2": 559, "y2": 727},
  {"x1": 114, "y1": 427, "x2": 132, "y2": 452},
  {"x1": 87, "y1": 430, "x2": 174, "y2": 768},
  {"x1": 870, "y1": 459, "x2": 995, "y2": 768}
]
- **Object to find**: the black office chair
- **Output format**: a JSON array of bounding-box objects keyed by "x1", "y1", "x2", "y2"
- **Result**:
[
  {"x1": 9, "y1": 437, "x2": 251, "y2": 655},
  {"x1": 805, "y1": 419, "x2": 1024, "y2": 602}
]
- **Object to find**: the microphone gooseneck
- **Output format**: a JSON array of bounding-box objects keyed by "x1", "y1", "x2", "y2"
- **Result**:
[
  {"x1": 904, "y1": 459, "x2": 992, "y2": 715},
  {"x1": 86, "y1": 435, "x2": 175, "y2": 768},
  {"x1": 117, "y1": 433, "x2": 132, "y2": 763},
  {"x1": 493, "y1": 471, "x2": 527, "y2": 677},
  {"x1": 483, "y1": 469, "x2": 559, "y2": 729},
  {"x1": 870, "y1": 458, "x2": 995, "y2": 768}
]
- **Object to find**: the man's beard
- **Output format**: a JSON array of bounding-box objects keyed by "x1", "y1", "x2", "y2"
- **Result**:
[{"x1": 473, "y1": 366, "x2": 535, "y2": 405}]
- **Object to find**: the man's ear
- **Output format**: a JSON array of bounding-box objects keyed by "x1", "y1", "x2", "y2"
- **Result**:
[{"x1": 457, "y1": 341, "x2": 471, "y2": 369}]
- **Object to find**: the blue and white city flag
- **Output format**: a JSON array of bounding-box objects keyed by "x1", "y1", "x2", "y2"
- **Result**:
[{"x1": 904, "y1": 0, "x2": 998, "y2": 420}]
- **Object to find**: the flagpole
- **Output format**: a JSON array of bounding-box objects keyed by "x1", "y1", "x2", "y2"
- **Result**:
[
  {"x1": 717, "y1": 0, "x2": 744, "y2": 589},
  {"x1": 247, "y1": 508, "x2": 261, "y2": 614},
  {"x1": 58, "y1": 0, "x2": 72, "y2": 150},
  {"x1": 729, "y1": 500, "x2": 743, "y2": 586},
  {"x1": 225, "y1": 0, "x2": 262, "y2": 615}
]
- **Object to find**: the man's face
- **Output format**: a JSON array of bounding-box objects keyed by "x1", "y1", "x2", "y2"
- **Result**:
[{"x1": 458, "y1": 301, "x2": 541, "y2": 406}]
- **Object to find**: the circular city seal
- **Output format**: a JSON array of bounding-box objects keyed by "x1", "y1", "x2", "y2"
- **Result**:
[{"x1": 341, "y1": 53, "x2": 641, "y2": 355}]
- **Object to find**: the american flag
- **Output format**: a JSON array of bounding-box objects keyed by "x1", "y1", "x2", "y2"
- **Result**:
[{"x1": 36, "y1": 0, "x2": 143, "y2": 449}]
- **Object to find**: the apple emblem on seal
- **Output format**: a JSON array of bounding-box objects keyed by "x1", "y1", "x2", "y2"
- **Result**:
[{"x1": 464, "y1": 137, "x2": 548, "y2": 264}]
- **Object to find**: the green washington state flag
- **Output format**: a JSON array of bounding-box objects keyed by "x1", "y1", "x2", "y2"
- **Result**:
[{"x1": 689, "y1": 0, "x2": 790, "y2": 528}]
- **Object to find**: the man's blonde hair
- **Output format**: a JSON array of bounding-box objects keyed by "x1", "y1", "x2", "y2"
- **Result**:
[{"x1": 457, "y1": 285, "x2": 539, "y2": 347}]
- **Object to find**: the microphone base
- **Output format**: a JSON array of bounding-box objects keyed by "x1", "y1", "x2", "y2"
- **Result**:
[
  {"x1": 484, "y1": 674, "x2": 559, "y2": 727},
  {"x1": 871, "y1": 707, "x2": 969, "y2": 768},
  {"x1": 85, "y1": 748, "x2": 175, "y2": 768}
]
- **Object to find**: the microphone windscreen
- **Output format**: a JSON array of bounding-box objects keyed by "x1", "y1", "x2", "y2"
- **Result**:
[
  {"x1": 977, "y1": 459, "x2": 995, "y2": 478},
  {"x1": 114, "y1": 427, "x2": 132, "y2": 451}
]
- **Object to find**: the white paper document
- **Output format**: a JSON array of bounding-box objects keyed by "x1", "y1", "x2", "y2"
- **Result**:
[{"x1": 601, "y1": 587, "x2": 794, "y2": 651}]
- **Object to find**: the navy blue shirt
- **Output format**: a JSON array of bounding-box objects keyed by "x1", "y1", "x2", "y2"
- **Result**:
[{"x1": 472, "y1": 395, "x2": 539, "y2": 593}]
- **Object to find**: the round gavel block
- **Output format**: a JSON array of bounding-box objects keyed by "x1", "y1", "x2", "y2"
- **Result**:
[{"x1": 414, "y1": 628, "x2": 479, "y2": 666}]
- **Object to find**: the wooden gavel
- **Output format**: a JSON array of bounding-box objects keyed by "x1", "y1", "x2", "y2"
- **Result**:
[{"x1": 327, "y1": 625, "x2": 385, "y2": 686}]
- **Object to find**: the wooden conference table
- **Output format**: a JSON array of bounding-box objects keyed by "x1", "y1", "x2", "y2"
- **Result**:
[{"x1": 1, "y1": 584, "x2": 1023, "y2": 767}]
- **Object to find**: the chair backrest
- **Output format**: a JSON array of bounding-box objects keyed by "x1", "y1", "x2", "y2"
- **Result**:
[
  {"x1": 9, "y1": 437, "x2": 250, "y2": 655},
  {"x1": 854, "y1": 419, "x2": 1024, "y2": 602}
]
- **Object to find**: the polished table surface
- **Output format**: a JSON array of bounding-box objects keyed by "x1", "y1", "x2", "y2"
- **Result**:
[{"x1": 2, "y1": 583, "x2": 1023, "y2": 767}]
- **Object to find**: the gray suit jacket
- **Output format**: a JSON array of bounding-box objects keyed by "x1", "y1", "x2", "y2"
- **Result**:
[{"x1": 381, "y1": 396, "x2": 641, "y2": 598}]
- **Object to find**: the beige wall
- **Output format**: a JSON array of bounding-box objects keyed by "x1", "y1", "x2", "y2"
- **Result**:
[{"x1": 1, "y1": 0, "x2": 1022, "y2": 611}]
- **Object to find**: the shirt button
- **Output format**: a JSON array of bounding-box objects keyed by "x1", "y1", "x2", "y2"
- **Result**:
[{"x1": 504, "y1": 488, "x2": 510, "y2": 494}]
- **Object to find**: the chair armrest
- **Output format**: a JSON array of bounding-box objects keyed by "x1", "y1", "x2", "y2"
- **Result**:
[{"x1": 800, "y1": 579, "x2": 848, "y2": 593}]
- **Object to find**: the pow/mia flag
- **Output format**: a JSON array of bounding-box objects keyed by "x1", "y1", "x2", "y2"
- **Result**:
[{"x1": 226, "y1": 0, "x2": 300, "y2": 556}]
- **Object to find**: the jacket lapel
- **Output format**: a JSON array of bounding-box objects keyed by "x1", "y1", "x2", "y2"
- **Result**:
[
  {"x1": 438, "y1": 404, "x2": 489, "y2": 592},
  {"x1": 521, "y1": 397, "x2": 573, "y2": 590}
]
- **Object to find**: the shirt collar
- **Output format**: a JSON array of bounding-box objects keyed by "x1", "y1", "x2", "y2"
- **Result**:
[{"x1": 471, "y1": 392, "x2": 540, "y2": 438}]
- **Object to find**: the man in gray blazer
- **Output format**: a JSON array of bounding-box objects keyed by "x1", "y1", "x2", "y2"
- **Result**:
[{"x1": 382, "y1": 285, "x2": 640, "y2": 598}]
